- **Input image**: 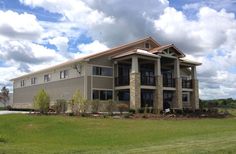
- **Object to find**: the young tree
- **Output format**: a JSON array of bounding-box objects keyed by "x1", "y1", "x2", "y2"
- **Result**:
[
  {"x1": 71, "y1": 90, "x2": 86, "y2": 115},
  {"x1": 0, "y1": 86, "x2": 9, "y2": 107},
  {"x1": 33, "y1": 89, "x2": 50, "y2": 114}
]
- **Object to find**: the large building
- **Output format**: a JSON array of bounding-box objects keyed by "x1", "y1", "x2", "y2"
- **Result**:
[{"x1": 11, "y1": 37, "x2": 201, "y2": 111}]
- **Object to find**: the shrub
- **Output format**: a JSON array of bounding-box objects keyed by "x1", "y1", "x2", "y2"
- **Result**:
[
  {"x1": 117, "y1": 103, "x2": 129, "y2": 115},
  {"x1": 129, "y1": 109, "x2": 136, "y2": 114},
  {"x1": 33, "y1": 89, "x2": 50, "y2": 114},
  {"x1": 70, "y1": 90, "x2": 87, "y2": 115},
  {"x1": 106, "y1": 100, "x2": 114, "y2": 115},
  {"x1": 91, "y1": 99, "x2": 100, "y2": 113},
  {"x1": 54, "y1": 99, "x2": 67, "y2": 114}
]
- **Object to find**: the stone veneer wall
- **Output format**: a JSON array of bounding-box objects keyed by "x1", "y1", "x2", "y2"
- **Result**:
[
  {"x1": 129, "y1": 73, "x2": 140, "y2": 110},
  {"x1": 153, "y1": 75, "x2": 163, "y2": 112},
  {"x1": 191, "y1": 79, "x2": 199, "y2": 110},
  {"x1": 175, "y1": 78, "x2": 183, "y2": 109}
]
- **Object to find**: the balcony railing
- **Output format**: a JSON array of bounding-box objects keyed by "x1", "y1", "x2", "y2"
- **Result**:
[
  {"x1": 141, "y1": 75, "x2": 156, "y2": 86},
  {"x1": 115, "y1": 76, "x2": 129, "y2": 86},
  {"x1": 182, "y1": 79, "x2": 192, "y2": 89},
  {"x1": 163, "y1": 78, "x2": 175, "y2": 87}
]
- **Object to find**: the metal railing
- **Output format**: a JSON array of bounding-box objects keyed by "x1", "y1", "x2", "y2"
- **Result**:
[
  {"x1": 163, "y1": 78, "x2": 175, "y2": 87},
  {"x1": 115, "y1": 76, "x2": 129, "y2": 86},
  {"x1": 141, "y1": 75, "x2": 155, "y2": 86},
  {"x1": 182, "y1": 79, "x2": 192, "y2": 88}
]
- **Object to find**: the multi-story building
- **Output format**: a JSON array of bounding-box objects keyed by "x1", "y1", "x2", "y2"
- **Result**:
[{"x1": 11, "y1": 37, "x2": 201, "y2": 111}]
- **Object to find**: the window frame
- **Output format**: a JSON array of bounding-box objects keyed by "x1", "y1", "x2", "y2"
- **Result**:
[
  {"x1": 60, "y1": 70, "x2": 69, "y2": 79},
  {"x1": 92, "y1": 89, "x2": 113, "y2": 100},
  {"x1": 92, "y1": 66, "x2": 113, "y2": 77},
  {"x1": 44, "y1": 74, "x2": 51, "y2": 82},
  {"x1": 31, "y1": 77, "x2": 36, "y2": 85}
]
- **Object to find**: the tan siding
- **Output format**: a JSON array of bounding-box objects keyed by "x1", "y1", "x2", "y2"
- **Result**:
[
  {"x1": 92, "y1": 77, "x2": 113, "y2": 89},
  {"x1": 13, "y1": 77, "x2": 84, "y2": 108}
]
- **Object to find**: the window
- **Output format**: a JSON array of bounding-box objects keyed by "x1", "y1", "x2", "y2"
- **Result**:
[
  {"x1": 60, "y1": 70, "x2": 69, "y2": 79},
  {"x1": 20, "y1": 80, "x2": 25, "y2": 87},
  {"x1": 44, "y1": 74, "x2": 51, "y2": 82},
  {"x1": 182, "y1": 94, "x2": 188, "y2": 102},
  {"x1": 93, "y1": 66, "x2": 112, "y2": 76},
  {"x1": 92, "y1": 90, "x2": 112, "y2": 100},
  {"x1": 145, "y1": 42, "x2": 150, "y2": 49},
  {"x1": 118, "y1": 90, "x2": 130, "y2": 101},
  {"x1": 31, "y1": 77, "x2": 36, "y2": 85}
]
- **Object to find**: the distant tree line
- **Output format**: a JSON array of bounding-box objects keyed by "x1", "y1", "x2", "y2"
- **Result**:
[{"x1": 200, "y1": 98, "x2": 236, "y2": 109}]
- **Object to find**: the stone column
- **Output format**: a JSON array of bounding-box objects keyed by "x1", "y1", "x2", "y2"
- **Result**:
[
  {"x1": 130, "y1": 56, "x2": 141, "y2": 110},
  {"x1": 174, "y1": 59, "x2": 182, "y2": 109},
  {"x1": 190, "y1": 66, "x2": 199, "y2": 110},
  {"x1": 154, "y1": 58, "x2": 163, "y2": 113}
]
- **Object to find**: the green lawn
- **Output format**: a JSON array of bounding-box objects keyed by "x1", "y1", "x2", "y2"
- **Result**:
[{"x1": 0, "y1": 114, "x2": 236, "y2": 154}]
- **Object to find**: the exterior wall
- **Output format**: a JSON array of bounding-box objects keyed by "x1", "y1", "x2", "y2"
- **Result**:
[
  {"x1": 13, "y1": 65, "x2": 83, "y2": 89},
  {"x1": 13, "y1": 77, "x2": 84, "y2": 108},
  {"x1": 153, "y1": 75, "x2": 163, "y2": 112}
]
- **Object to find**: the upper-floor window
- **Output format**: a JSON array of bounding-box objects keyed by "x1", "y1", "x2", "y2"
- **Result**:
[
  {"x1": 44, "y1": 74, "x2": 51, "y2": 82},
  {"x1": 93, "y1": 66, "x2": 112, "y2": 76},
  {"x1": 20, "y1": 80, "x2": 25, "y2": 87},
  {"x1": 145, "y1": 42, "x2": 150, "y2": 49},
  {"x1": 60, "y1": 70, "x2": 69, "y2": 79},
  {"x1": 31, "y1": 77, "x2": 36, "y2": 85}
]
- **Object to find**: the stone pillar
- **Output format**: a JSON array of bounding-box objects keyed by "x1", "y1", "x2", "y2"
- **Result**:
[
  {"x1": 154, "y1": 58, "x2": 163, "y2": 112},
  {"x1": 130, "y1": 56, "x2": 141, "y2": 110},
  {"x1": 190, "y1": 66, "x2": 199, "y2": 110},
  {"x1": 174, "y1": 59, "x2": 182, "y2": 109}
]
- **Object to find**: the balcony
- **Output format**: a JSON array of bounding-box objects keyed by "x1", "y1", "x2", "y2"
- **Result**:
[
  {"x1": 115, "y1": 76, "x2": 129, "y2": 86},
  {"x1": 163, "y1": 78, "x2": 175, "y2": 87},
  {"x1": 141, "y1": 75, "x2": 155, "y2": 86},
  {"x1": 182, "y1": 79, "x2": 192, "y2": 89}
]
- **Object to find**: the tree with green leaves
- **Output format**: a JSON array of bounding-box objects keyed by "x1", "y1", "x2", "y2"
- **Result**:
[
  {"x1": 70, "y1": 90, "x2": 86, "y2": 115},
  {"x1": 0, "y1": 86, "x2": 9, "y2": 107},
  {"x1": 33, "y1": 89, "x2": 50, "y2": 114}
]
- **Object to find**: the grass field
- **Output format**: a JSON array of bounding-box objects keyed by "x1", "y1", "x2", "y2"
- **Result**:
[{"x1": 0, "y1": 114, "x2": 236, "y2": 154}]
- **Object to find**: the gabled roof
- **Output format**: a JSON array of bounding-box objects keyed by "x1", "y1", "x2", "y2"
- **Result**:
[
  {"x1": 112, "y1": 49, "x2": 159, "y2": 59},
  {"x1": 11, "y1": 37, "x2": 160, "y2": 81},
  {"x1": 150, "y1": 44, "x2": 185, "y2": 57}
]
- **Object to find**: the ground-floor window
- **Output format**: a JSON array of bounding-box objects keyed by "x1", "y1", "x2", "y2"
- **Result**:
[
  {"x1": 182, "y1": 93, "x2": 189, "y2": 102},
  {"x1": 118, "y1": 90, "x2": 130, "y2": 101},
  {"x1": 93, "y1": 90, "x2": 112, "y2": 100}
]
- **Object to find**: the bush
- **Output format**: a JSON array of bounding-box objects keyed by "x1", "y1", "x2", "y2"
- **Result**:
[
  {"x1": 129, "y1": 109, "x2": 136, "y2": 114},
  {"x1": 91, "y1": 99, "x2": 100, "y2": 113},
  {"x1": 70, "y1": 90, "x2": 87, "y2": 115},
  {"x1": 106, "y1": 100, "x2": 114, "y2": 115},
  {"x1": 117, "y1": 103, "x2": 129, "y2": 115},
  {"x1": 54, "y1": 99, "x2": 67, "y2": 114},
  {"x1": 33, "y1": 89, "x2": 50, "y2": 114}
]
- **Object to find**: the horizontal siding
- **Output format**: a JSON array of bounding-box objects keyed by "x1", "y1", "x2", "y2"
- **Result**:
[{"x1": 13, "y1": 77, "x2": 84, "y2": 107}]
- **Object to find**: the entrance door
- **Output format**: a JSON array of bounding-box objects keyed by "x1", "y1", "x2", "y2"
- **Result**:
[
  {"x1": 141, "y1": 90, "x2": 154, "y2": 107},
  {"x1": 163, "y1": 91, "x2": 173, "y2": 109}
]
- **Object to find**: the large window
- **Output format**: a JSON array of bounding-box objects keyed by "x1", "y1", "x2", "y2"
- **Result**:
[
  {"x1": 60, "y1": 70, "x2": 69, "y2": 79},
  {"x1": 20, "y1": 80, "x2": 25, "y2": 87},
  {"x1": 31, "y1": 77, "x2": 36, "y2": 85},
  {"x1": 182, "y1": 93, "x2": 188, "y2": 102},
  {"x1": 118, "y1": 90, "x2": 130, "y2": 101},
  {"x1": 44, "y1": 74, "x2": 51, "y2": 82},
  {"x1": 93, "y1": 66, "x2": 112, "y2": 76},
  {"x1": 92, "y1": 90, "x2": 112, "y2": 100}
]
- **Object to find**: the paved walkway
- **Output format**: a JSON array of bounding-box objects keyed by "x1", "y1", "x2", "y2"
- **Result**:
[{"x1": 0, "y1": 111, "x2": 29, "y2": 115}]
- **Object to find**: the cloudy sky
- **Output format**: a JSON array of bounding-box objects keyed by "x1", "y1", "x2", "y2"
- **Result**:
[{"x1": 0, "y1": 0, "x2": 236, "y2": 99}]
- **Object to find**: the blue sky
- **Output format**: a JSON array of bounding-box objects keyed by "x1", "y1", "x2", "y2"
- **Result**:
[{"x1": 0, "y1": 0, "x2": 236, "y2": 99}]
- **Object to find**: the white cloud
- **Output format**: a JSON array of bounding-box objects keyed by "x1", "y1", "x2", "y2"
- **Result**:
[
  {"x1": 49, "y1": 36, "x2": 69, "y2": 52},
  {"x1": 0, "y1": 10, "x2": 43, "y2": 40},
  {"x1": 75, "y1": 40, "x2": 108, "y2": 57}
]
